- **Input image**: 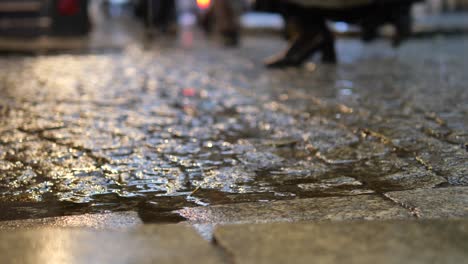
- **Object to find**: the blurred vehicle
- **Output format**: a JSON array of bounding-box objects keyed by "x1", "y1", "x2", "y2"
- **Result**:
[
  {"x1": 50, "y1": 0, "x2": 90, "y2": 35},
  {"x1": 0, "y1": 0, "x2": 90, "y2": 37}
]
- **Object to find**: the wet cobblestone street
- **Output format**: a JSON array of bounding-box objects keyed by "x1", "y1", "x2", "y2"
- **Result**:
[{"x1": 0, "y1": 33, "x2": 467, "y2": 224}]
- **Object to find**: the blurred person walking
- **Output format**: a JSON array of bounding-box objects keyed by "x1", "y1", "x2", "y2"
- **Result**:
[{"x1": 265, "y1": 0, "x2": 422, "y2": 68}]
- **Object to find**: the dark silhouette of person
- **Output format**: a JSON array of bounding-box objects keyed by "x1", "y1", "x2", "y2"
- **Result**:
[{"x1": 264, "y1": 0, "x2": 422, "y2": 68}]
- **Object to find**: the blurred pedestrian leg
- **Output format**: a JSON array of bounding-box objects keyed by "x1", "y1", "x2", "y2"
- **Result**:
[
  {"x1": 213, "y1": 0, "x2": 243, "y2": 46},
  {"x1": 155, "y1": 0, "x2": 177, "y2": 33},
  {"x1": 144, "y1": 0, "x2": 177, "y2": 35}
]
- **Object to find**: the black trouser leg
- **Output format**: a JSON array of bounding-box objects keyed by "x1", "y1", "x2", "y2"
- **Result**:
[
  {"x1": 320, "y1": 26, "x2": 336, "y2": 63},
  {"x1": 391, "y1": 4, "x2": 412, "y2": 47}
]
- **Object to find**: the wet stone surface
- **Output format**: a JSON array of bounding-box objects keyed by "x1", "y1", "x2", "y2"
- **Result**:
[
  {"x1": 0, "y1": 212, "x2": 142, "y2": 230},
  {"x1": 0, "y1": 35, "x2": 467, "y2": 223},
  {"x1": 178, "y1": 195, "x2": 412, "y2": 224},
  {"x1": 0, "y1": 225, "x2": 224, "y2": 264},
  {"x1": 386, "y1": 187, "x2": 468, "y2": 219},
  {"x1": 214, "y1": 220, "x2": 468, "y2": 264}
]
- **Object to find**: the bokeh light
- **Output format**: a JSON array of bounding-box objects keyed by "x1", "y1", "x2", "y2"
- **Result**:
[{"x1": 196, "y1": 0, "x2": 211, "y2": 10}]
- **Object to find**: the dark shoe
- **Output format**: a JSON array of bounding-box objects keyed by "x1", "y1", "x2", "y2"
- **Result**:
[
  {"x1": 265, "y1": 33, "x2": 325, "y2": 68},
  {"x1": 264, "y1": 53, "x2": 303, "y2": 68}
]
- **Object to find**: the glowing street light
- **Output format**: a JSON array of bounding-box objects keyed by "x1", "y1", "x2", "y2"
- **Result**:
[{"x1": 196, "y1": 0, "x2": 211, "y2": 10}]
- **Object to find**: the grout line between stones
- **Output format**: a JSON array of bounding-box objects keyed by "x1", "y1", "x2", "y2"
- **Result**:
[
  {"x1": 381, "y1": 192, "x2": 422, "y2": 219},
  {"x1": 212, "y1": 234, "x2": 236, "y2": 264}
]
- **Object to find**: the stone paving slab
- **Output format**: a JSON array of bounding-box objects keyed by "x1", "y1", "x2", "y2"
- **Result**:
[
  {"x1": 0, "y1": 224, "x2": 224, "y2": 264},
  {"x1": 0, "y1": 212, "x2": 142, "y2": 230},
  {"x1": 386, "y1": 187, "x2": 468, "y2": 219},
  {"x1": 178, "y1": 195, "x2": 412, "y2": 224},
  {"x1": 214, "y1": 220, "x2": 468, "y2": 264}
]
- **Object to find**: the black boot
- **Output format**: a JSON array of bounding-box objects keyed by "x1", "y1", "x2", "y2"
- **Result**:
[
  {"x1": 265, "y1": 16, "x2": 336, "y2": 68},
  {"x1": 265, "y1": 27, "x2": 325, "y2": 68}
]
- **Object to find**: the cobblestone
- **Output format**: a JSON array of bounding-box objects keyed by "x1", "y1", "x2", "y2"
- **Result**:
[
  {"x1": 386, "y1": 187, "x2": 468, "y2": 218},
  {"x1": 178, "y1": 195, "x2": 412, "y2": 224},
  {"x1": 0, "y1": 33, "x2": 467, "y2": 222}
]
